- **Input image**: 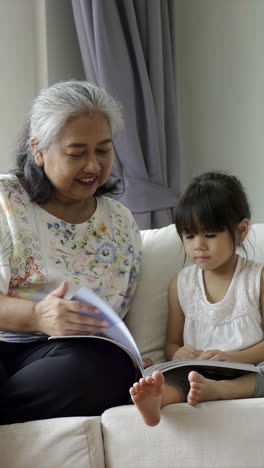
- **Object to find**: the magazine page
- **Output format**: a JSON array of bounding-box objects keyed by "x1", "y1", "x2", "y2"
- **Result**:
[
  {"x1": 49, "y1": 287, "x2": 144, "y2": 374},
  {"x1": 144, "y1": 359, "x2": 260, "y2": 377}
]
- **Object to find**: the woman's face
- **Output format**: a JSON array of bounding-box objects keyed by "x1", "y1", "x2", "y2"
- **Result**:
[{"x1": 35, "y1": 112, "x2": 113, "y2": 203}]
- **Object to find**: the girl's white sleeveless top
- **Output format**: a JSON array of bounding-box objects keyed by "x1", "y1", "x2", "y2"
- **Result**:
[{"x1": 177, "y1": 255, "x2": 264, "y2": 352}]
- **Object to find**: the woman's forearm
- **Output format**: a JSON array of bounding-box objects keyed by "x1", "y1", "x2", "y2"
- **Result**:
[{"x1": 0, "y1": 293, "x2": 37, "y2": 332}]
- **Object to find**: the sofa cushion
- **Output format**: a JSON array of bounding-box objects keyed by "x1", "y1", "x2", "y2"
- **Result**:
[
  {"x1": 0, "y1": 416, "x2": 104, "y2": 468},
  {"x1": 125, "y1": 224, "x2": 186, "y2": 363},
  {"x1": 102, "y1": 398, "x2": 264, "y2": 468}
]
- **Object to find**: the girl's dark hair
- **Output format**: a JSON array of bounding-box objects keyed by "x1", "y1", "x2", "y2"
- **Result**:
[
  {"x1": 175, "y1": 171, "x2": 251, "y2": 249},
  {"x1": 13, "y1": 80, "x2": 124, "y2": 203}
]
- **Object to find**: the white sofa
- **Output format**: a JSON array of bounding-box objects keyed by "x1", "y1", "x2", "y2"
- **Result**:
[{"x1": 1, "y1": 224, "x2": 264, "y2": 468}]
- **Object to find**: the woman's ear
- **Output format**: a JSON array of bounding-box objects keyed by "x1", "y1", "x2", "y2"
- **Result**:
[
  {"x1": 238, "y1": 218, "x2": 250, "y2": 241},
  {"x1": 30, "y1": 138, "x2": 44, "y2": 166}
]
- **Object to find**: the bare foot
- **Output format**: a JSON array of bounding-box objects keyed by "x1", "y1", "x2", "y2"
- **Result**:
[
  {"x1": 187, "y1": 370, "x2": 219, "y2": 406},
  {"x1": 129, "y1": 371, "x2": 165, "y2": 426}
]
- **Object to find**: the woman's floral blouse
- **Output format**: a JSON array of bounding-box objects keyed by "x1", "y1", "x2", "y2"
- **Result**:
[{"x1": 0, "y1": 175, "x2": 142, "y2": 342}]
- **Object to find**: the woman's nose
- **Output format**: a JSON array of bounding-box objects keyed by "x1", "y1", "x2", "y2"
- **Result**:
[{"x1": 83, "y1": 154, "x2": 100, "y2": 172}]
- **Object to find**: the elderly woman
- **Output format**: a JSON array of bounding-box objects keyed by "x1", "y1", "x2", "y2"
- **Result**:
[{"x1": 0, "y1": 81, "x2": 142, "y2": 424}]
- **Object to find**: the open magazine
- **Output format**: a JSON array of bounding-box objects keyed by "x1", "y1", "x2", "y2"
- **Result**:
[
  {"x1": 49, "y1": 286, "x2": 145, "y2": 375},
  {"x1": 49, "y1": 287, "x2": 260, "y2": 379}
]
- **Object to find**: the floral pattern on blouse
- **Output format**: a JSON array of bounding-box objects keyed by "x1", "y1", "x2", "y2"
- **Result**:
[{"x1": 0, "y1": 175, "x2": 142, "y2": 341}]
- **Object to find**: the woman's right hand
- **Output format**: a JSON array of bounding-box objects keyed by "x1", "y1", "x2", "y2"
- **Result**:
[
  {"x1": 172, "y1": 344, "x2": 203, "y2": 360},
  {"x1": 32, "y1": 281, "x2": 108, "y2": 336}
]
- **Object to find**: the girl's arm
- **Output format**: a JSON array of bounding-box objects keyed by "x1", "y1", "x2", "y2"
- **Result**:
[
  {"x1": 165, "y1": 275, "x2": 202, "y2": 361},
  {"x1": 199, "y1": 267, "x2": 264, "y2": 364}
]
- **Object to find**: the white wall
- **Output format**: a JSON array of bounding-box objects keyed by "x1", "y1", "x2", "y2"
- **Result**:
[
  {"x1": 175, "y1": 0, "x2": 264, "y2": 222},
  {"x1": 0, "y1": 0, "x2": 37, "y2": 170},
  {"x1": 0, "y1": 0, "x2": 84, "y2": 172}
]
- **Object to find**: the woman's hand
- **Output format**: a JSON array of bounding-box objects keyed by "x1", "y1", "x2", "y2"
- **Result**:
[
  {"x1": 172, "y1": 344, "x2": 203, "y2": 360},
  {"x1": 197, "y1": 349, "x2": 232, "y2": 361},
  {"x1": 33, "y1": 281, "x2": 108, "y2": 336}
]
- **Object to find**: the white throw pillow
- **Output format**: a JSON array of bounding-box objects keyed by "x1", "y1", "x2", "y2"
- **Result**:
[{"x1": 125, "y1": 224, "x2": 185, "y2": 363}]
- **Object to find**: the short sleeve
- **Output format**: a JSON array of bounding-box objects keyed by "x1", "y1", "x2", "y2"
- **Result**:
[
  {"x1": 118, "y1": 209, "x2": 142, "y2": 318},
  {"x1": 0, "y1": 204, "x2": 12, "y2": 294}
]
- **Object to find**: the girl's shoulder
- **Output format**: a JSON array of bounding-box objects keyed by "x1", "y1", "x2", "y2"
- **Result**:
[
  {"x1": 178, "y1": 263, "x2": 197, "y2": 279},
  {"x1": 177, "y1": 264, "x2": 199, "y2": 293},
  {"x1": 237, "y1": 255, "x2": 263, "y2": 275}
]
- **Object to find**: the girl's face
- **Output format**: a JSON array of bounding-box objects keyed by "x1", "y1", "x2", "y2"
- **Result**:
[
  {"x1": 182, "y1": 230, "x2": 235, "y2": 272},
  {"x1": 182, "y1": 219, "x2": 249, "y2": 273},
  {"x1": 33, "y1": 112, "x2": 113, "y2": 204}
]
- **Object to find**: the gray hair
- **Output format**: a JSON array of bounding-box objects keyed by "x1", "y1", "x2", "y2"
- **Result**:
[
  {"x1": 30, "y1": 80, "x2": 124, "y2": 151},
  {"x1": 14, "y1": 81, "x2": 124, "y2": 203}
]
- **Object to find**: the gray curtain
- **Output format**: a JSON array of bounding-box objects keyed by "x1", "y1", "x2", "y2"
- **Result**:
[{"x1": 72, "y1": 0, "x2": 180, "y2": 229}]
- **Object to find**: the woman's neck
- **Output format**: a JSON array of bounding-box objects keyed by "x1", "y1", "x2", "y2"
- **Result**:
[
  {"x1": 38, "y1": 196, "x2": 97, "y2": 224},
  {"x1": 18, "y1": 176, "x2": 97, "y2": 224}
]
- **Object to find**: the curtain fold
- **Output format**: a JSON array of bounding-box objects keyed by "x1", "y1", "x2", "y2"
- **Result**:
[{"x1": 72, "y1": 0, "x2": 180, "y2": 229}]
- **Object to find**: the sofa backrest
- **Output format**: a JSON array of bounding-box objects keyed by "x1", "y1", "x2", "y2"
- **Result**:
[{"x1": 125, "y1": 223, "x2": 264, "y2": 363}]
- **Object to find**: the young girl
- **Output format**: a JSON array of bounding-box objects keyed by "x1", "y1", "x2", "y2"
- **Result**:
[{"x1": 130, "y1": 171, "x2": 264, "y2": 426}]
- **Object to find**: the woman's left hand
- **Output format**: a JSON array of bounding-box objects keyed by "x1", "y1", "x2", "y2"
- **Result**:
[{"x1": 197, "y1": 349, "x2": 233, "y2": 361}]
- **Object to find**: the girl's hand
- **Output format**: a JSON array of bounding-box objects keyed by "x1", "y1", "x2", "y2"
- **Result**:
[
  {"x1": 172, "y1": 344, "x2": 203, "y2": 360},
  {"x1": 198, "y1": 349, "x2": 232, "y2": 361},
  {"x1": 33, "y1": 281, "x2": 108, "y2": 336},
  {"x1": 142, "y1": 357, "x2": 154, "y2": 368}
]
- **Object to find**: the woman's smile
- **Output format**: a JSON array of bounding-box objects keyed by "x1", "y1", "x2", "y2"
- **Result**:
[{"x1": 75, "y1": 175, "x2": 99, "y2": 187}]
